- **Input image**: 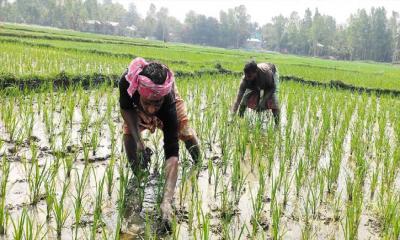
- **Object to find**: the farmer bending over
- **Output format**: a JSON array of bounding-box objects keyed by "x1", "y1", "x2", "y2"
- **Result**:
[
  {"x1": 232, "y1": 60, "x2": 280, "y2": 126},
  {"x1": 119, "y1": 57, "x2": 200, "y2": 227}
]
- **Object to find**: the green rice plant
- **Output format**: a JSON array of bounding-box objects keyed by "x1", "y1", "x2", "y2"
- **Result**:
[
  {"x1": 249, "y1": 142, "x2": 258, "y2": 173},
  {"x1": 23, "y1": 211, "x2": 44, "y2": 240},
  {"x1": 250, "y1": 165, "x2": 266, "y2": 235},
  {"x1": 207, "y1": 158, "x2": 213, "y2": 184},
  {"x1": 2, "y1": 100, "x2": 21, "y2": 142},
  {"x1": 341, "y1": 190, "x2": 363, "y2": 240},
  {"x1": 188, "y1": 194, "x2": 195, "y2": 232},
  {"x1": 270, "y1": 174, "x2": 279, "y2": 214},
  {"x1": 282, "y1": 174, "x2": 292, "y2": 209},
  {"x1": 200, "y1": 211, "x2": 211, "y2": 240},
  {"x1": 48, "y1": 154, "x2": 61, "y2": 181},
  {"x1": 220, "y1": 184, "x2": 234, "y2": 223},
  {"x1": 27, "y1": 144, "x2": 48, "y2": 205},
  {"x1": 72, "y1": 167, "x2": 89, "y2": 240},
  {"x1": 317, "y1": 171, "x2": 325, "y2": 204},
  {"x1": 91, "y1": 174, "x2": 105, "y2": 240},
  {"x1": 377, "y1": 191, "x2": 399, "y2": 236},
  {"x1": 271, "y1": 201, "x2": 283, "y2": 240},
  {"x1": 80, "y1": 95, "x2": 91, "y2": 140},
  {"x1": 277, "y1": 150, "x2": 287, "y2": 188},
  {"x1": 65, "y1": 88, "x2": 76, "y2": 129},
  {"x1": 115, "y1": 158, "x2": 130, "y2": 239},
  {"x1": 43, "y1": 101, "x2": 54, "y2": 142},
  {"x1": 82, "y1": 142, "x2": 90, "y2": 165},
  {"x1": 370, "y1": 166, "x2": 379, "y2": 199},
  {"x1": 171, "y1": 214, "x2": 181, "y2": 240},
  {"x1": 22, "y1": 97, "x2": 35, "y2": 142},
  {"x1": 333, "y1": 191, "x2": 342, "y2": 222},
  {"x1": 326, "y1": 131, "x2": 344, "y2": 194},
  {"x1": 302, "y1": 195, "x2": 311, "y2": 228},
  {"x1": 53, "y1": 179, "x2": 70, "y2": 237},
  {"x1": 60, "y1": 122, "x2": 71, "y2": 152},
  {"x1": 345, "y1": 174, "x2": 354, "y2": 202},
  {"x1": 390, "y1": 205, "x2": 400, "y2": 240},
  {"x1": 90, "y1": 119, "x2": 102, "y2": 156},
  {"x1": 231, "y1": 154, "x2": 246, "y2": 204},
  {"x1": 295, "y1": 158, "x2": 305, "y2": 197},
  {"x1": 0, "y1": 155, "x2": 10, "y2": 234},
  {"x1": 301, "y1": 224, "x2": 312, "y2": 240},
  {"x1": 266, "y1": 125, "x2": 276, "y2": 177},
  {"x1": 106, "y1": 156, "x2": 115, "y2": 197},
  {"x1": 143, "y1": 212, "x2": 156, "y2": 240},
  {"x1": 178, "y1": 165, "x2": 190, "y2": 208},
  {"x1": 307, "y1": 183, "x2": 319, "y2": 219},
  {"x1": 107, "y1": 118, "x2": 117, "y2": 158},
  {"x1": 44, "y1": 180, "x2": 56, "y2": 221},
  {"x1": 213, "y1": 166, "x2": 220, "y2": 199},
  {"x1": 10, "y1": 208, "x2": 27, "y2": 240},
  {"x1": 63, "y1": 155, "x2": 74, "y2": 178}
]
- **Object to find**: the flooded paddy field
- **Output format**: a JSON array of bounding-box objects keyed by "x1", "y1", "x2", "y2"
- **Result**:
[{"x1": 0, "y1": 75, "x2": 399, "y2": 239}]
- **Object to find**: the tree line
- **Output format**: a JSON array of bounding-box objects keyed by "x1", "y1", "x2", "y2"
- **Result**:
[{"x1": 0, "y1": 0, "x2": 399, "y2": 62}]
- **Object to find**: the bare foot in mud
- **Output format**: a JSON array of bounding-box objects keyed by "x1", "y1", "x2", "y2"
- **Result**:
[
  {"x1": 120, "y1": 214, "x2": 145, "y2": 237},
  {"x1": 159, "y1": 201, "x2": 174, "y2": 233}
]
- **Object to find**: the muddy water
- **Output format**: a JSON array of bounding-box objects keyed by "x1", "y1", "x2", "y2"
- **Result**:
[{"x1": 0, "y1": 85, "x2": 398, "y2": 240}]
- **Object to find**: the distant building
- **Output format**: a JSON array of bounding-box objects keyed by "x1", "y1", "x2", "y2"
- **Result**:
[
  {"x1": 245, "y1": 38, "x2": 262, "y2": 50},
  {"x1": 106, "y1": 21, "x2": 119, "y2": 27},
  {"x1": 126, "y1": 25, "x2": 137, "y2": 31}
]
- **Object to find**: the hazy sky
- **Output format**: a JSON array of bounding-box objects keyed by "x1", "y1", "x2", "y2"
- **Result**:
[{"x1": 112, "y1": 0, "x2": 399, "y2": 25}]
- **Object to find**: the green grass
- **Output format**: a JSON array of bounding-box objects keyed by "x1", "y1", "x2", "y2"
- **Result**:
[{"x1": 1, "y1": 23, "x2": 399, "y2": 90}]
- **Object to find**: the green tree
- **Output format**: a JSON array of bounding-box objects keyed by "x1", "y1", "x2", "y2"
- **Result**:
[
  {"x1": 286, "y1": 11, "x2": 301, "y2": 53},
  {"x1": 155, "y1": 7, "x2": 169, "y2": 41},
  {"x1": 348, "y1": 9, "x2": 370, "y2": 60},
  {"x1": 139, "y1": 3, "x2": 157, "y2": 38},
  {"x1": 369, "y1": 7, "x2": 391, "y2": 61}
]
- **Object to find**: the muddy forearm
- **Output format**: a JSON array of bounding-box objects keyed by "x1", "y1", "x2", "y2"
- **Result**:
[
  {"x1": 121, "y1": 109, "x2": 144, "y2": 150},
  {"x1": 232, "y1": 89, "x2": 245, "y2": 113},
  {"x1": 259, "y1": 89, "x2": 273, "y2": 107}
]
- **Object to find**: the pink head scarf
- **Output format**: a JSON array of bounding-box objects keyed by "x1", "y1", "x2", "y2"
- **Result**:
[{"x1": 125, "y1": 57, "x2": 174, "y2": 100}]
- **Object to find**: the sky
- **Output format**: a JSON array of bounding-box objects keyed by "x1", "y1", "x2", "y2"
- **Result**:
[{"x1": 112, "y1": 0, "x2": 400, "y2": 25}]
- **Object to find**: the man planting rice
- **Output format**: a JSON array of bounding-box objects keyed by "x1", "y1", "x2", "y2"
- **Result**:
[
  {"x1": 119, "y1": 57, "x2": 200, "y2": 230},
  {"x1": 232, "y1": 60, "x2": 280, "y2": 126}
]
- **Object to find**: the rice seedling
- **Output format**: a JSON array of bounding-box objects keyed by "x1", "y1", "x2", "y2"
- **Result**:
[
  {"x1": 63, "y1": 155, "x2": 74, "y2": 178},
  {"x1": 106, "y1": 156, "x2": 115, "y2": 197},
  {"x1": 295, "y1": 158, "x2": 305, "y2": 197},
  {"x1": 114, "y1": 158, "x2": 130, "y2": 239},
  {"x1": 341, "y1": 188, "x2": 363, "y2": 240},
  {"x1": 27, "y1": 144, "x2": 48, "y2": 205},
  {"x1": 200, "y1": 211, "x2": 211, "y2": 240},
  {"x1": 53, "y1": 179, "x2": 70, "y2": 237},
  {"x1": 23, "y1": 211, "x2": 44, "y2": 240},
  {"x1": 377, "y1": 190, "x2": 399, "y2": 236},
  {"x1": 250, "y1": 165, "x2": 266, "y2": 235},
  {"x1": 370, "y1": 166, "x2": 379, "y2": 199},
  {"x1": 271, "y1": 201, "x2": 283, "y2": 240},
  {"x1": 0, "y1": 156, "x2": 10, "y2": 235},
  {"x1": 91, "y1": 173, "x2": 105, "y2": 240},
  {"x1": 90, "y1": 119, "x2": 102, "y2": 156},
  {"x1": 10, "y1": 208, "x2": 27, "y2": 240},
  {"x1": 282, "y1": 174, "x2": 292, "y2": 209},
  {"x1": 72, "y1": 167, "x2": 89, "y2": 239},
  {"x1": 44, "y1": 180, "x2": 55, "y2": 221}
]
